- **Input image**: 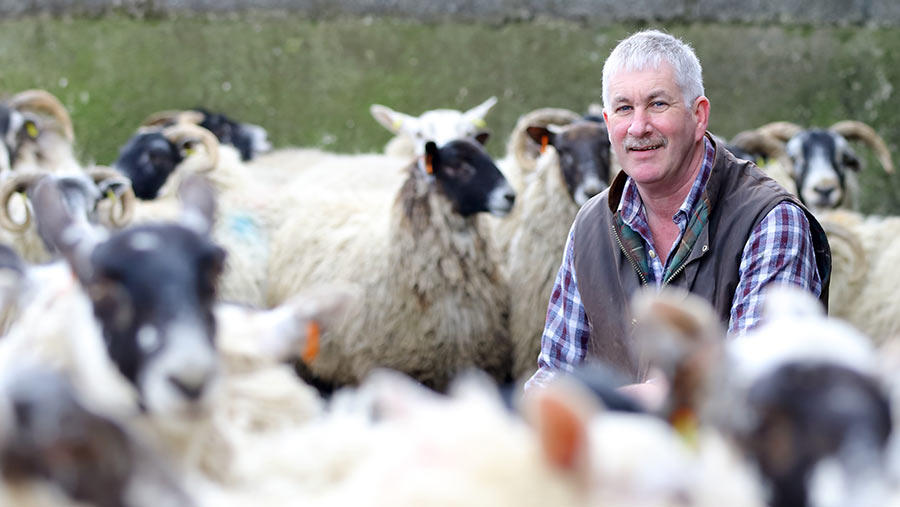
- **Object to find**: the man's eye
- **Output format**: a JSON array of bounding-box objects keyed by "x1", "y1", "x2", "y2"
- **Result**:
[
  {"x1": 651, "y1": 101, "x2": 668, "y2": 109},
  {"x1": 616, "y1": 105, "x2": 632, "y2": 114}
]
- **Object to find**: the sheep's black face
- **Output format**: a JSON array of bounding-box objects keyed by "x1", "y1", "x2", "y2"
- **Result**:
[
  {"x1": 113, "y1": 132, "x2": 183, "y2": 200},
  {"x1": 86, "y1": 225, "x2": 225, "y2": 416},
  {"x1": 429, "y1": 137, "x2": 515, "y2": 217},
  {"x1": 745, "y1": 362, "x2": 891, "y2": 507},
  {"x1": 786, "y1": 130, "x2": 857, "y2": 211},
  {"x1": 196, "y1": 108, "x2": 269, "y2": 161},
  {"x1": 528, "y1": 120, "x2": 611, "y2": 206}
]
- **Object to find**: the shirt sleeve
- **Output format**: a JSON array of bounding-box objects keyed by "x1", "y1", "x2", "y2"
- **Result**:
[
  {"x1": 729, "y1": 201, "x2": 822, "y2": 335},
  {"x1": 524, "y1": 224, "x2": 592, "y2": 392}
]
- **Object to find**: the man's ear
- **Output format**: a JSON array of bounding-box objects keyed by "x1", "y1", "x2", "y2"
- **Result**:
[{"x1": 692, "y1": 96, "x2": 711, "y2": 139}]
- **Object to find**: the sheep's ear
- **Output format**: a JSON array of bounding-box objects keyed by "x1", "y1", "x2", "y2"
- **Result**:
[
  {"x1": 424, "y1": 141, "x2": 439, "y2": 175},
  {"x1": 30, "y1": 177, "x2": 98, "y2": 282},
  {"x1": 522, "y1": 379, "x2": 597, "y2": 480},
  {"x1": 842, "y1": 150, "x2": 862, "y2": 172},
  {"x1": 462, "y1": 96, "x2": 498, "y2": 128},
  {"x1": 526, "y1": 126, "x2": 553, "y2": 153},
  {"x1": 370, "y1": 104, "x2": 417, "y2": 135},
  {"x1": 473, "y1": 130, "x2": 491, "y2": 146},
  {"x1": 177, "y1": 174, "x2": 217, "y2": 235}
]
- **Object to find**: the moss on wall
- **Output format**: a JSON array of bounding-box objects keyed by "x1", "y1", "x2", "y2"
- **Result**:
[{"x1": 0, "y1": 15, "x2": 898, "y2": 212}]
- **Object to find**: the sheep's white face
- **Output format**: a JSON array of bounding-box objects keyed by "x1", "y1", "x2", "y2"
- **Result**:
[
  {"x1": 787, "y1": 131, "x2": 858, "y2": 211},
  {"x1": 139, "y1": 319, "x2": 220, "y2": 417},
  {"x1": 371, "y1": 97, "x2": 498, "y2": 155}
]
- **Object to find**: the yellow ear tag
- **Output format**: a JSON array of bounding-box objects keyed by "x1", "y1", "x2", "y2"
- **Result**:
[
  {"x1": 473, "y1": 118, "x2": 487, "y2": 128},
  {"x1": 302, "y1": 321, "x2": 320, "y2": 364},
  {"x1": 25, "y1": 122, "x2": 39, "y2": 139},
  {"x1": 392, "y1": 118, "x2": 403, "y2": 130},
  {"x1": 670, "y1": 407, "x2": 699, "y2": 448},
  {"x1": 106, "y1": 188, "x2": 118, "y2": 203},
  {"x1": 425, "y1": 153, "x2": 434, "y2": 174},
  {"x1": 540, "y1": 135, "x2": 549, "y2": 154},
  {"x1": 183, "y1": 146, "x2": 196, "y2": 157}
]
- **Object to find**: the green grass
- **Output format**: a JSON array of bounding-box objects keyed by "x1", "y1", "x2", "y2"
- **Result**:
[{"x1": 1, "y1": 15, "x2": 899, "y2": 212}]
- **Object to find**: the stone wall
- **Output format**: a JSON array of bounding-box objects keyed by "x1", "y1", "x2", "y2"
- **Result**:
[{"x1": 2, "y1": 0, "x2": 899, "y2": 26}]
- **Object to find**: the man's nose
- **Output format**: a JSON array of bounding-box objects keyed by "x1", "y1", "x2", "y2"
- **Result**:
[{"x1": 626, "y1": 108, "x2": 651, "y2": 136}]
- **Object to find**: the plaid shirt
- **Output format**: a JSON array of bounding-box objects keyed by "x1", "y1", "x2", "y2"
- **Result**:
[{"x1": 525, "y1": 138, "x2": 822, "y2": 391}]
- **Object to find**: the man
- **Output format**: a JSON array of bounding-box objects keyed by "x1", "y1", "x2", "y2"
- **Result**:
[{"x1": 525, "y1": 29, "x2": 830, "y2": 400}]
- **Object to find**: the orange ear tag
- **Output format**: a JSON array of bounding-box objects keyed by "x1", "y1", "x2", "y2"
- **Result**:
[
  {"x1": 302, "y1": 321, "x2": 320, "y2": 364},
  {"x1": 425, "y1": 154, "x2": 434, "y2": 174},
  {"x1": 540, "y1": 135, "x2": 549, "y2": 154}
]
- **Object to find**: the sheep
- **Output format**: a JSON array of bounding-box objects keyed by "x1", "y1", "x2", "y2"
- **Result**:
[
  {"x1": 370, "y1": 96, "x2": 498, "y2": 158},
  {"x1": 494, "y1": 119, "x2": 613, "y2": 380},
  {"x1": 0, "y1": 167, "x2": 135, "y2": 263},
  {"x1": 271, "y1": 368, "x2": 763, "y2": 507},
  {"x1": 0, "y1": 89, "x2": 78, "y2": 177},
  {"x1": 497, "y1": 106, "x2": 583, "y2": 193},
  {"x1": 0, "y1": 365, "x2": 194, "y2": 507},
  {"x1": 729, "y1": 120, "x2": 895, "y2": 213},
  {"x1": 266, "y1": 135, "x2": 516, "y2": 392},
  {"x1": 0, "y1": 175, "x2": 357, "y2": 490},
  {"x1": 112, "y1": 123, "x2": 282, "y2": 307},
  {"x1": 812, "y1": 209, "x2": 900, "y2": 345},
  {"x1": 141, "y1": 108, "x2": 271, "y2": 162},
  {"x1": 631, "y1": 285, "x2": 894, "y2": 507}
]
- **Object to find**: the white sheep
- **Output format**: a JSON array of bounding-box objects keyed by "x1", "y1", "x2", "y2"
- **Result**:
[
  {"x1": 0, "y1": 89, "x2": 80, "y2": 177},
  {"x1": 814, "y1": 209, "x2": 900, "y2": 345},
  {"x1": 370, "y1": 96, "x2": 498, "y2": 158},
  {"x1": 0, "y1": 168, "x2": 134, "y2": 263},
  {"x1": 266, "y1": 136, "x2": 515, "y2": 392}
]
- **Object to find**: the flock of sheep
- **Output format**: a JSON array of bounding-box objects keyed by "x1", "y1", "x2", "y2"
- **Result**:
[{"x1": 0, "y1": 86, "x2": 898, "y2": 507}]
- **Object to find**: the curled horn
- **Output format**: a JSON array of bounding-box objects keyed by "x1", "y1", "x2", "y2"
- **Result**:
[
  {"x1": 820, "y1": 220, "x2": 868, "y2": 284},
  {"x1": 8, "y1": 89, "x2": 74, "y2": 142},
  {"x1": 507, "y1": 108, "x2": 581, "y2": 173},
  {"x1": 0, "y1": 171, "x2": 50, "y2": 232},
  {"x1": 755, "y1": 121, "x2": 804, "y2": 143},
  {"x1": 160, "y1": 123, "x2": 220, "y2": 172},
  {"x1": 140, "y1": 109, "x2": 205, "y2": 129},
  {"x1": 829, "y1": 120, "x2": 895, "y2": 174},
  {"x1": 729, "y1": 129, "x2": 791, "y2": 167},
  {"x1": 86, "y1": 166, "x2": 136, "y2": 227}
]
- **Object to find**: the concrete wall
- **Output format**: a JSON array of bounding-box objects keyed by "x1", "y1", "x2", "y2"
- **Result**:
[{"x1": 2, "y1": 0, "x2": 900, "y2": 26}]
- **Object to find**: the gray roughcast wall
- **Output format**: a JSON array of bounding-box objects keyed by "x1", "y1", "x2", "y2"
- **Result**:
[{"x1": 3, "y1": 0, "x2": 900, "y2": 27}]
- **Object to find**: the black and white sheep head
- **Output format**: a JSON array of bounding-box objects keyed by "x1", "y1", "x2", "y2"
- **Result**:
[
  {"x1": 370, "y1": 96, "x2": 498, "y2": 157},
  {"x1": 32, "y1": 175, "x2": 224, "y2": 417},
  {"x1": 113, "y1": 124, "x2": 219, "y2": 201},
  {"x1": 424, "y1": 134, "x2": 516, "y2": 217},
  {"x1": 194, "y1": 108, "x2": 271, "y2": 161},
  {"x1": 786, "y1": 129, "x2": 860, "y2": 211},
  {"x1": 114, "y1": 132, "x2": 184, "y2": 200},
  {"x1": 525, "y1": 119, "x2": 612, "y2": 206}
]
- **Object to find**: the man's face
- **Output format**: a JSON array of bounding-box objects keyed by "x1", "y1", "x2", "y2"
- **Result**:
[{"x1": 603, "y1": 62, "x2": 708, "y2": 190}]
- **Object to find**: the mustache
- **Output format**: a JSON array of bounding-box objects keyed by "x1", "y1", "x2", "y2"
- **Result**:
[{"x1": 624, "y1": 136, "x2": 668, "y2": 150}]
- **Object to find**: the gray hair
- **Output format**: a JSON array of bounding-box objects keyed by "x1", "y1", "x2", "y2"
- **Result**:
[{"x1": 601, "y1": 29, "x2": 704, "y2": 112}]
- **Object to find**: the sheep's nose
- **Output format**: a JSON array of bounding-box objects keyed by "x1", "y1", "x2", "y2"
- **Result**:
[
  {"x1": 814, "y1": 186, "x2": 835, "y2": 200},
  {"x1": 168, "y1": 375, "x2": 207, "y2": 401},
  {"x1": 504, "y1": 192, "x2": 515, "y2": 206}
]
